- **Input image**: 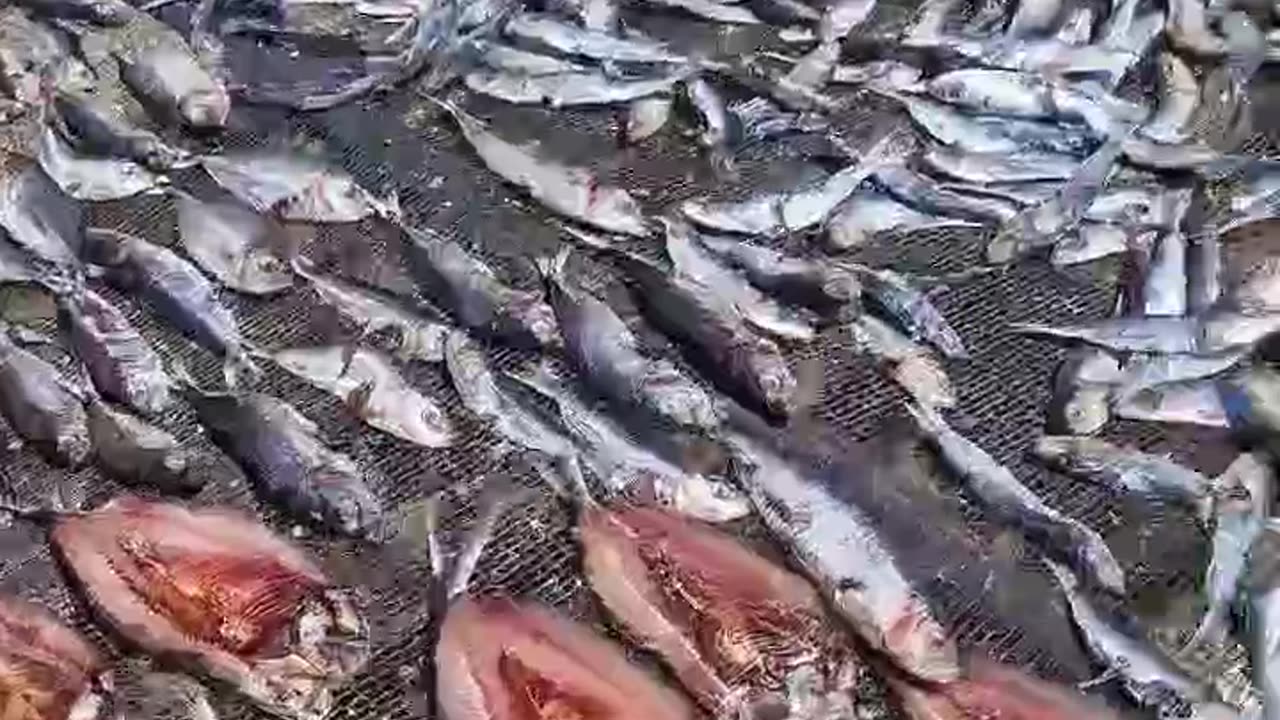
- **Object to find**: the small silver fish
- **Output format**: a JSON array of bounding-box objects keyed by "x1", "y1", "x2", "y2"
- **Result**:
[
  {"x1": 831, "y1": 60, "x2": 923, "y2": 87},
  {"x1": 59, "y1": 287, "x2": 172, "y2": 417},
  {"x1": 1143, "y1": 192, "x2": 1194, "y2": 317},
  {"x1": 850, "y1": 314, "x2": 956, "y2": 412},
  {"x1": 427, "y1": 95, "x2": 649, "y2": 236},
  {"x1": 176, "y1": 193, "x2": 292, "y2": 296},
  {"x1": 504, "y1": 13, "x2": 686, "y2": 63},
  {"x1": 463, "y1": 69, "x2": 683, "y2": 107},
  {"x1": 200, "y1": 152, "x2": 393, "y2": 223},
  {"x1": 1013, "y1": 312, "x2": 1280, "y2": 355},
  {"x1": 874, "y1": 165, "x2": 1020, "y2": 224},
  {"x1": 1033, "y1": 436, "x2": 1213, "y2": 518},
  {"x1": 469, "y1": 39, "x2": 592, "y2": 75},
  {"x1": 894, "y1": 94, "x2": 1099, "y2": 155},
  {"x1": 1118, "y1": 352, "x2": 1243, "y2": 395},
  {"x1": 908, "y1": 404, "x2": 1125, "y2": 595},
  {"x1": 639, "y1": 0, "x2": 762, "y2": 23},
  {"x1": 825, "y1": 190, "x2": 980, "y2": 250},
  {"x1": 854, "y1": 264, "x2": 967, "y2": 359},
  {"x1": 0, "y1": 328, "x2": 91, "y2": 468},
  {"x1": 922, "y1": 144, "x2": 1081, "y2": 184},
  {"x1": 272, "y1": 345, "x2": 454, "y2": 448},
  {"x1": 695, "y1": 235, "x2": 860, "y2": 314},
  {"x1": 108, "y1": 9, "x2": 230, "y2": 130},
  {"x1": 926, "y1": 69, "x2": 1056, "y2": 118}
]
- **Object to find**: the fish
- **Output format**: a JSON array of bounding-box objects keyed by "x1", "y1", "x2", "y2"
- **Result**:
[
  {"x1": 1143, "y1": 52, "x2": 1199, "y2": 143},
  {"x1": 1013, "y1": 312, "x2": 1280, "y2": 355},
  {"x1": 292, "y1": 258, "x2": 451, "y2": 363},
  {"x1": 1166, "y1": 0, "x2": 1228, "y2": 58},
  {"x1": 503, "y1": 13, "x2": 686, "y2": 64},
  {"x1": 58, "y1": 286, "x2": 172, "y2": 416},
  {"x1": 436, "y1": 596, "x2": 697, "y2": 720},
  {"x1": 176, "y1": 193, "x2": 293, "y2": 297},
  {"x1": 925, "y1": 69, "x2": 1057, "y2": 118},
  {"x1": 1188, "y1": 453, "x2": 1273, "y2": 651},
  {"x1": 987, "y1": 136, "x2": 1126, "y2": 263},
  {"x1": 1033, "y1": 436, "x2": 1213, "y2": 518},
  {"x1": 0, "y1": 594, "x2": 112, "y2": 720},
  {"x1": 1117, "y1": 352, "x2": 1243, "y2": 394},
  {"x1": 52, "y1": 86, "x2": 186, "y2": 173},
  {"x1": 463, "y1": 69, "x2": 683, "y2": 107},
  {"x1": 113, "y1": 665, "x2": 219, "y2": 720},
  {"x1": 1188, "y1": 233, "x2": 1224, "y2": 315},
  {"x1": 872, "y1": 165, "x2": 1020, "y2": 224},
  {"x1": 37, "y1": 125, "x2": 162, "y2": 202},
  {"x1": 643, "y1": 0, "x2": 762, "y2": 22},
  {"x1": 405, "y1": 227, "x2": 558, "y2": 349},
  {"x1": 1007, "y1": 0, "x2": 1062, "y2": 37},
  {"x1": 781, "y1": 41, "x2": 841, "y2": 91},
  {"x1": 86, "y1": 399, "x2": 195, "y2": 493},
  {"x1": 0, "y1": 328, "x2": 91, "y2": 468},
  {"x1": 893, "y1": 94, "x2": 1098, "y2": 155},
  {"x1": 536, "y1": 248, "x2": 718, "y2": 430},
  {"x1": 724, "y1": 432, "x2": 960, "y2": 682},
  {"x1": 1229, "y1": 257, "x2": 1280, "y2": 313},
  {"x1": 677, "y1": 77, "x2": 732, "y2": 170},
  {"x1": 50, "y1": 496, "x2": 370, "y2": 720},
  {"x1": 1084, "y1": 185, "x2": 1168, "y2": 227},
  {"x1": 1143, "y1": 195, "x2": 1192, "y2": 317},
  {"x1": 468, "y1": 39, "x2": 592, "y2": 75},
  {"x1": 0, "y1": 158, "x2": 83, "y2": 268},
  {"x1": 825, "y1": 190, "x2": 981, "y2": 250},
  {"x1": 425, "y1": 95, "x2": 649, "y2": 236},
  {"x1": 0, "y1": 6, "x2": 81, "y2": 104},
  {"x1": 922, "y1": 144, "x2": 1081, "y2": 184},
  {"x1": 1120, "y1": 137, "x2": 1235, "y2": 173},
  {"x1": 572, "y1": 230, "x2": 796, "y2": 420},
  {"x1": 852, "y1": 264, "x2": 968, "y2": 360},
  {"x1": 831, "y1": 60, "x2": 923, "y2": 87},
  {"x1": 108, "y1": 9, "x2": 230, "y2": 130},
  {"x1": 908, "y1": 404, "x2": 1125, "y2": 594},
  {"x1": 820, "y1": 0, "x2": 877, "y2": 40},
  {"x1": 664, "y1": 220, "x2": 816, "y2": 341},
  {"x1": 695, "y1": 235, "x2": 860, "y2": 315},
  {"x1": 1050, "y1": 223, "x2": 1134, "y2": 266},
  {"x1": 747, "y1": 0, "x2": 821, "y2": 25},
  {"x1": 516, "y1": 366, "x2": 748, "y2": 522},
  {"x1": 200, "y1": 152, "x2": 393, "y2": 224},
  {"x1": 82, "y1": 228, "x2": 254, "y2": 381},
  {"x1": 270, "y1": 345, "x2": 454, "y2": 448},
  {"x1": 14, "y1": 0, "x2": 132, "y2": 27},
  {"x1": 1046, "y1": 561, "x2": 1225, "y2": 717},
  {"x1": 443, "y1": 329, "x2": 578, "y2": 458},
  {"x1": 179, "y1": 380, "x2": 383, "y2": 537},
  {"x1": 626, "y1": 96, "x2": 672, "y2": 143},
  {"x1": 1047, "y1": 347, "x2": 1120, "y2": 435},
  {"x1": 1115, "y1": 378, "x2": 1230, "y2": 428},
  {"x1": 726, "y1": 97, "x2": 829, "y2": 145},
  {"x1": 581, "y1": 505, "x2": 861, "y2": 717},
  {"x1": 850, "y1": 314, "x2": 957, "y2": 412}
]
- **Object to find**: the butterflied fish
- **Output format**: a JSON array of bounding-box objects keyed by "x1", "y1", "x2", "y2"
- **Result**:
[
  {"x1": 437, "y1": 596, "x2": 696, "y2": 720},
  {"x1": 0, "y1": 329, "x2": 91, "y2": 467},
  {"x1": 850, "y1": 314, "x2": 956, "y2": 411},
  {"x1": 51, "y1": 496, "x2": 370, "y2": 720},
  {"x1": 852, "y1": 264, "x2": 967, "y2": 359},
  {"x1": 0, "y1": 594, "x2": 112, "y2": 720},
  {"x1": 58, "y1": 287, "x2": 171, "y2": 416},
  {"x1": 0, "y1": 158, "x2": 83, "y2": 268},
  {"x1": 504, "y1": 13, "x2": 686, "y2": 63},
  {"x1": 909, "y1": 404, "x2": 1125, "y2": 594},
  {"x1": 1033, "y1": 436, "x2": 1213, "y2": 518},
  {"x1": 825, "y1": 190, "x2": 980, "y2": 250},
  {"x1": 537, "y1": 248, "x2": 718, "y2": 430},
  {"x1": 271, "y1": 345, "x2": 454, "y2": 448},
  {"x1": 200, "y1": 152, "x2": 394, "y2": 223},
  {"x1": 176, "y1": 194, "x2": 292, "y2": 296},
  {"x1": 108, "y1": 8, "x2": 230, "y2": 130},
  {"x1": 922, "y1": 144, "x2": 1081, "y2": 184},
  {"x1": 426, "y1": 95, "x2": 648, "y2": 236},
  {"x1": 87, "y1": 400, "x2": 195, "y2": 493},
  {"x1": 696, "y1": 235, "x2": 860, "y2": 315},
  {"x1": 37, "y1": 125, "x2": 162, "y2": 202},
  {"x1": 179, "y1": 380, "x2": 383, "y2": 537},
  {"x1": 406, "y1": 227, "x2": 557, "y2": 349},
  {"x1": 83, "y1": 229, "x2": 254, "y2": 381},
  {"x1": 664, "y1": 219, "x2": 816, "y2": 341},
  {"x1": 872, "y1": 165, "x2": 1020, "y2": 224},
  {"x1": 464, "y1": 69, "x2": 683, "y2": 107},
  {"x1": 293, "y1": 258, "x2": 450, "y2": 362},
  {"x1": 1013, "y1": 312, "x2": 1280, "y2": 354},
  {"x1": 725, "y1": 432, "x2": 960, "y2": 681},
  {"x1": 582, "y1": 505, "x2": 861, "y2": 717}
]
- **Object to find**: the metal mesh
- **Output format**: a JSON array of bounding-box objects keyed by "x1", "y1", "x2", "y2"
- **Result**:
[{"x1": 0, "y1": 2, "x2": 1271, "y2": 719}]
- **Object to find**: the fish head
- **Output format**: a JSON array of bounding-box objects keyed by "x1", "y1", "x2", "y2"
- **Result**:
[
  {"x1": 313, "y1": 466, "x2": 385, "y2": 538},
  {"x1": 1048, "y1": 384, "x2": 1111, "y2": 436},
  {"x1": 178, "y1": 88, "x2": 231, "y2": 132},
  {"x1": 1031, "y1": 436, "x2": 1076, "y2": 465},
  {"x1": 749, "y1": 352, "x2": 798, "y2": 419},
  {"x1": 56, "y1": 422, "x2": 94, "y2": 470}
]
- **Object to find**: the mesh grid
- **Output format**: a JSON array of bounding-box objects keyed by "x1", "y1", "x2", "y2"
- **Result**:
[{"x1": 0, "y1": 2, "x2": 1273, "y2": 719}]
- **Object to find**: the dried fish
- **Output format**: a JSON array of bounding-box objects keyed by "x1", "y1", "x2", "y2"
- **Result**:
[
  {"x1": 696, "y1": 236, "x2": 860, "y2": 314},
  {"x1": 109, "y1": 9, "x2": 230, "y2": 130},
  {"x1": 1115, "y1": 378, "x2": 1230, "y2": 428},
  {"x1": 271, "y1": 345, "x2": 454, "y2": 448},
  {"x1": 892, "y1": 93, "x2": 1098, "y2": 156},
  {"x1": 1033, "y1": 436, "x2": 1213, "y2": 518},
  {"x1": 1047, "y1": 347, "x2": 1120, "y2": 435},
  {"x1": 176, "y1": 194, "x2": 293, "y2": 297},
  {"x1": 826, "y1": 190, "x2": 980, "y2": 251},
  {"x1": 0, "y1": 158, "x2": 83, "y2": 268},
  {"x1": 469, "y1": 39, "x2": 592, "y2": 75},
  {"x1": 179, "y1": 380, "x2": 383, "y2": 537},
  {"x1": 850, "y1": 314, "x2": 957, "y2": 412},
  {"x1": 425, "y1": 95, "x2": 649, "y2": 236},
  {"x1": 58, "y1": 287, "x2": 172, "y2": 416},
  {"x1": 437, "y1": 596, "x2": 696, "y2": 720},
  {"x1": 1143, "y1": 52, "x2": 1199, "y2": 143},
  {"x1": 853, "y1": 264, "x2": 967, "y2": 360},
  {"x1": 200, "y1": 152, "x2": 394, "y2": 223},
  {"x1": 0, "y1": 594, "x2": 111, "y2": 720},
  {"x1": 0, "y1": 328, "x2": 91, "y2": 468},
  {"x1": 87, "y1": 400, "x2": 195, "y2": 493},
  {"x1": 582, "y1": 505, "x2": 861, "y2": 717},
  {"x1": 37, "y1": 126, "x2": 162, "y2": 202},
  {"x1": 922, "y1": 144, "x2": 1081, "y2": 184},
  {"x1": 53, "y1": 87, "x2": 186, "y2": 173},
  {"x1": 464, "y1": 69, "x2": 683, "y2": 107},
  {"x1": 51, "y1": 496, "x2": 370, "y2": 720},
  {"x1": 873, "y1": 165, "x2": 1020, "y2": 224},
  {"x1": 642, "y1": 0, "x2": 762, "y2": 22},
  {"x1": 1013, "y1": 312, "x2": 1280, "y2": 355},
  {"x1": 504, "y1": 13, "x2": 687, "y2": 64}
]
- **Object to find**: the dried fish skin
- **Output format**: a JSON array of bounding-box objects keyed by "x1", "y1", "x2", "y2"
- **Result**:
[
  {"x1": 0, "y1": 594, "x2": 111, "y2": 720},
  {"x1": 176, "y1": 194, "x2": 292, "y2": 297},
  {"x1": 406, "y1": 228, "x2": 558, "y2": 349},
  {"x1": 436, "y1": 596, "x2": 697, "y2": 720},
  {"x1": 60, "y1": 288, "x2": 172, "y2": 417},
  {"x1": 0, "y1": 331, "x2": 91, "y2": 468},
  {"x1": 582, "y1": 505, "x2": 861, "y2": 718},
  {"x1": 87, "y1": 401, "x2": 195, "y2": 494},
  {"x1": 200, "y1": 153, "x2": 391, "y2": 224},
  {"x1": 51, "y1": 496, "x2": 370, "y2": 720},
  {"x1": 182, "y1": 387, "x2": 382, "y2": 537},
  {"x1": 271, "y1": 346, "x2": 454, "y2": 448}
]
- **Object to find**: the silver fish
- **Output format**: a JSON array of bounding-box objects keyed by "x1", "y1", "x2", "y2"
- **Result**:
[
  {"x1": 680, "y1": 77, "x2": 731, "y2": 168},
  {"x1": 1085, "y1": 185, "x2": 1171, "y2": 227},
  {"x1": 469, "y1": 39, "x2": 592, "y2": 75},
  {"x1": 1118, "y1": 352, "x2": 1243, "y2": 395},
  {"x1": 1143, "y1": 52, "x2": 1199, "y2": 143},
  {"x1": 87, "y1": 399, "x2": 195, "y2": 493},
  {"x1": 1121, "y1": 137, "x2": 1234, "y2": 173},
  {"x1": 922, "y1": 144, "x2": 1081, "y2": 184},
  {"x1": 37, "y1": 126, "x2": 162, "y2": 202},
  {"x1": 1114, "y1": 378, "x2": 1230, "y2": 428},
  {"x1": 1033, "y1": 436, "x2": 1213, "y2": 518},
  {"x1": 893, "y1": 94, "x2": 1098, "y2": 155},
  {"x1": 725, "y1": 432, "x2": 961, "y2": 682},
  {"x1": 925, "y1": 69, "x2": 1056, "y2": 118},
  {"x1": 1051, "y1": 223, "x2": 1133, "y2": 266},
  {"x1": 0, "y1": 158, "x2": 82, "y2": 267},
  {"x1": 825, "y1": 189, "x2": 980, "y2": 250},
  {"x1": 1013, "y1": 312, "x2": 1280, "y2": 355},
  {"x1": 108, "y1": 9, "x2": 230, "y2": 130},
  {"x1": 854, "y1": 264, "x2": 967, "y2": 359},
  {"x1": 427, "y1": 95, "x2": 649, "y2": 236},
  {"x1": 638, "y1": 0, "x2": 762, "y2": 23},
  {"x1": 626, "y1": 96, "x2": 672, "y2": 143},
  {"x1": 504, "y1": 13, "x2": 686, "y2": 63},
  {"x1": 176, "y1": 194, "x2": 292, "y2": 296},
  {"x1": 59, "y1": 287, "x2": 172, "y2": 416},
  {"x1": 201, "y1": 152, "x2": 393, "y2": 224},
  {"x1": 537, "y1": 248, "x2": 719, "y2": 430},
  {"x1": 52, "y1": 84, "x2": 186, "y2": 173},
  {"x1": 695, "y1": 235, "x2": 860, "y2": 314},
  {"x1": 0, "y1": 328, "x2": 91, "y2": 467},
  {"x1": 1047, "y1": 346, "x2": 1120, "y2": 434},
  {"x1": 873, "y1": 165, "x2": 1020, "y2": 224},
  {"x1": 463, "y1": 69, "x2": 682, "y2": 107},
  {"x1": 908, "y1": 404, "x2": 1125, "y2": 595},
  {"x1": 831, "y1": 60, "x2": 922, "y2": 87},
  {"x1": 1144, "y1": 191, "x2": 1194, "y2": 317},
  {"x1": 850, "y1": 314, "x2": 956, "y2": 412},
  {"x1": 664, "y1": 220, "x2": 816, "y2": 341},
  {"x1": 272, "y1": 345, "x2": 453, "y2": 448},
  {"x1": 727, "y1": 96, "x2": 829, "y2": 144}
]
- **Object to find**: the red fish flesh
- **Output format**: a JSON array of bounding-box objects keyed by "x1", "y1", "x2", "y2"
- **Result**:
[{"x1": 0, "y1": 594, "x2": 111, "y2": 720}]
